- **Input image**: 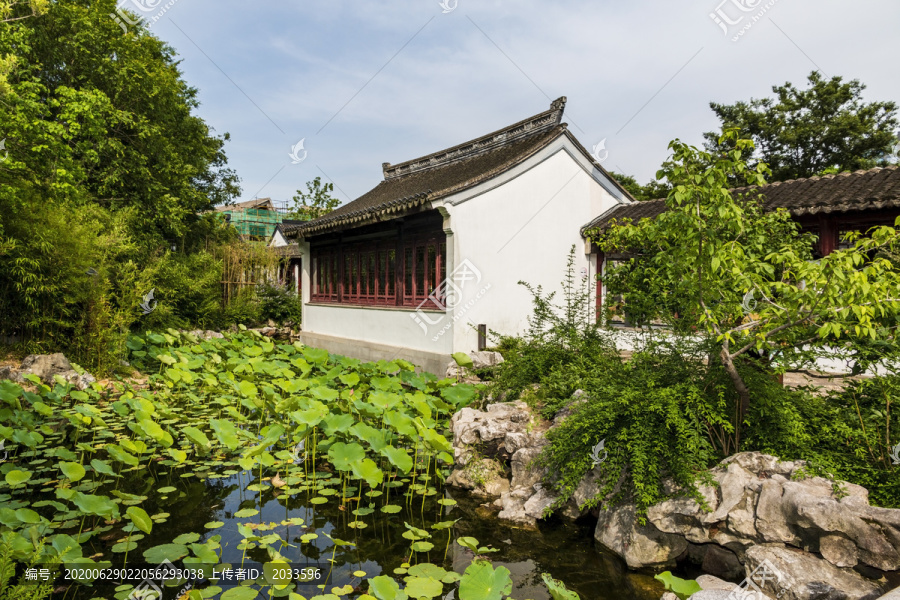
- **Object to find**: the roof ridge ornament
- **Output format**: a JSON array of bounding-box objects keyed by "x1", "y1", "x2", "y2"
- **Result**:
[{"x1": 382, "y1": 97, "x2": 567, "y2": 180}]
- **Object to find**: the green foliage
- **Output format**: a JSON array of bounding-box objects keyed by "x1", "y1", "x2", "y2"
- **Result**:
[
  {"x1": 255, "y1": 282, "x2": 303, "y2": 325},
  {"x1": 608, "y1": 171, "x2": 672, "y2": 201},
  {"x1": 286, "y1": 177, "x2": 340, "y2": 221},
  {"x1": 140, "y1": 249, "x2": 228, "y2": 331},
  {"x1": 594, "y1": 130, "x2": 900, "y2": 449},
  {"x1": 536, "y1": 339, "x2": 727, "y2": 518},
  {"x1": 0, "y1": 0, "x2": 240, "y2": 370},
  {"x1": 704, "y1": 71, "x2": 899, "y2": 181},
  {"x1": 0, "y1": 538, "x2": 54, "y2": 600},
  {"x1": 654, "y1": 571, "x2": 702, "y2": 599}
]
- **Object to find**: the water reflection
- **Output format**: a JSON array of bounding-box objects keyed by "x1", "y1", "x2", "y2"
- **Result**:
[{"x1": 61, "y1": 467, "x2": 665, "y2": 600}]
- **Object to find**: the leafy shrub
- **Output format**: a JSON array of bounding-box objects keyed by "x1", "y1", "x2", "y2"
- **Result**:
[
  {"x1": 140, "y1": 250, "x2": 226, "y2": 331},
  {"x1": 256, "y1": 282, "x2": 302, "y2": 325},
  {"x1": 536, "y1": 342, "x2": 728, "y2": 518},
  {"x1": 222, "y1": 287, "x2": 261, "y2": 327}
]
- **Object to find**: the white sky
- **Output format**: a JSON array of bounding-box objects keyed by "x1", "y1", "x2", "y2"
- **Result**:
[{"x1": 132, "y1": 0, "x2": 900, "y2": 206}]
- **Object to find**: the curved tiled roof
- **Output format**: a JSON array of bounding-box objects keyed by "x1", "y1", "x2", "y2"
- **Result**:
[
  {"x1": 285, "y1": 98, "x2": 572, "y2": 238},
  {"x1": 583, "y1": 166, "x2": 900, "y2": 235}
]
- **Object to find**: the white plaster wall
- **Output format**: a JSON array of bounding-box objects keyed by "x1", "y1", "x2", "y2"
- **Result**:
[
  {"x1": 303, "y1": 305, "x2": 453, "y2": 354},
  {"x1": 438, "y1": 141, "x2": 624, "y2": 354},
  {"x1": 270, "y1": 229, "x2": 289, "y2": 247}
]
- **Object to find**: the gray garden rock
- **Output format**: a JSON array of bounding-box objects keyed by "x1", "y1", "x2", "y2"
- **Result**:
[
  {"x1": 446, "y1": 458, "x2": 509, "y2": 497},
  {"x1": 695, "y1": 574, "x2": 738, "y2": 591},
  {"x1": 744, "y1": 544, "x2": 883, "y2": 600},
  {"x1": 14, "y1": 353, "x2": 96, "y2": 390},
  {"x1": 594, "y1": 503, "x2": 688, "y2": 569},
  {"x1": 447, "y1": 402, "x2": 900, "y2": 590},
  {"x1": 470, "y1": 351, "x2": 504, "y2": 368}
]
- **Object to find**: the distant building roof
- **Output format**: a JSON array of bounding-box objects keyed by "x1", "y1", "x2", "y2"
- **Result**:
[
  {"x1": 285, "y1": 97, "x2": 630, "y2": 239},
  {"x1": 216, "y1": 198, "x2": 276, "y2": 212},
  {"x1": 582, "y1": 166, "x2": 900, "y2": 235}
]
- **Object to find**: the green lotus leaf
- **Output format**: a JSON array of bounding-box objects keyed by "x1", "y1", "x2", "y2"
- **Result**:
[
  {"x1": 351, "y1": 458, "x2": 384, "y2": 488},
  {"x1": 90, "y1": 459, "x2": 117, "y2": 477},
  {"x1": 59, "y1": 462, "x2": 87, "y2": 482},
  {"x1": 407, "y1": 564, "x2": 447, "y2": 580},
  {"x1": 263, "y1": 560, "x2": 292, "y2": 590},
  {"x1": 166, "y1": 448, "x2": 188, "y2": 463},
  {"x1": 51, "y1": 533, "x2": 83, "y2": 561},
  {"x1": 350, "y1": 422, "x2": 388, "y2": 451},
  {"x1": 327, "y1": 442, "x2": 365, "y2": 471},
  {"x1": 142, "y1": 543, "x2": 189, "y2": 564},
  {"x1": 451, "y1": 352, "x2": 474, "y2": 369},
  {"x1": 111, "y1": 540, "x2": 138, "y2": 553},
  {"x1": 653, "y1": 572, "x2": 702, "y2": 600},
  {"x1": 182, "y1": 426, "x2": 211, "y2": 449},
  {"x1": 5, "y1": 469, "x2": 32, "y2": 486},
  {"x1": 173, "y1": 532, "x2": 201, "y2": 545},
  {"x1": 380, "y1": 446, "x2": 413, "y2": 474},
  {"x1": 15, "y1": 508, "x2": 41, "y2": 524},
  {"x1": 210, "y1": 419, "x2": 241, "y2": 451},
  {"x1": 440, "y1": 384, "x2": 478, "y2": 408},
  {"x1": 125, "y1": 506, "x2": 153, "y2": 535},
  {"x1": 339, "y1": 372, "x2": 360, "y2": 387},
  {"x1": 72, "y1": 492, "x2": 119, "y2": 519},
  {"x1": 106, "y1": 444, "x2": 139, "y2": 466},
  {"x1": 459, "y1": 561, "x2": 512, "y2": 600},
  {"x1": 404, "y1": 575, "x2": 442, "y2": 598},
  {"x1": 368, "y1": 391, "x2": 402, "y2": 411},
  {"x1": 220, "y1": 587, "x2": 259, "y2": 600},
  {"x1": 368, "y1": 575, "x2": 407, "y2": 600},
  {"x1": 383, "y1": 411, "x2": 417, "y2": 439},
  {"x1": 322, "y1": 413, "x2": 354, "y2": 436}
]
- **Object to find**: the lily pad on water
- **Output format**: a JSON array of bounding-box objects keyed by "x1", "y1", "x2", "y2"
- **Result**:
[
  {"x1": 204, "y1": 521, "x2": 224, "y2": 529},
  {"x1": 173, "y1": 532, "x2": 201, "y2": 545},
  {"x1": 111, "y1": 540, "x2": 138, "y2": 553},
  {"x1": 234, "y1": 508, "x2": 259, "y2": 518},
  {"x1": 143, "y1": 543, "x2": 189, "y2": 563},
  {"x1": 220, "y1": 588, "x2": 259, "y2": 600}
]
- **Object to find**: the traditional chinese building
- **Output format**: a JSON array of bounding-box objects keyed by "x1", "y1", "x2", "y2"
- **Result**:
[{"x1": 283, "y1": 98, "x2": 630, "y2": 373}]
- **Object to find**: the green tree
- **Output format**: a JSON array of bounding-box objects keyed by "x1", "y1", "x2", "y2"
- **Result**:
[
  {"x1": 609, "y1": 172, "x2": 671, "y2": 201},
  {"x1": 0, "y1": 0, "x2": 46, "y2": 23},
  {"x1": 703, "y1": 72, "x2": 898, "y2": 182},
  {"x1": 0, "y1": 0, "x2": 240, "y2": 365},
  {"x1": 286, "y1": 177, "x2": 340, "y2": 221},
  {"x1": 593, "y1": 131, "x2": 900, "y2": 449}
]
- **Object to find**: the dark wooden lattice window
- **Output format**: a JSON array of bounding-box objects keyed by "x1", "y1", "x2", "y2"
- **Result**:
[{"x1": 310, "y1": 231, "x2": 445, "y2": 308}]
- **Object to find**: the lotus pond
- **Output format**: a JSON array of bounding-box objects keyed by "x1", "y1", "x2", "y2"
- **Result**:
[{"x1": 0, "y1": 330, "x2": 666, "y2": 600}]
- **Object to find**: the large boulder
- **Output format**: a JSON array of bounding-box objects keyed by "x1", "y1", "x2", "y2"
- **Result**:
[
  {"x1": 446, "y1": 458, "x2": 510, "y2": 497},
  {"x1": 595, "y1": 503, "x2": 688, "y2": 569},
  {"x1": 744, "y1": 544, "x2": 883, "y2": 600},
  {"x1": 10, "y1": 354, "x2": 96, "y2": 391}
]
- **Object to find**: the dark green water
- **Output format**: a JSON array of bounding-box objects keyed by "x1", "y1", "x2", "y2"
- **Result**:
[{"x1": 51, "y1": 464, "x2": 666, "y2": 600}]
